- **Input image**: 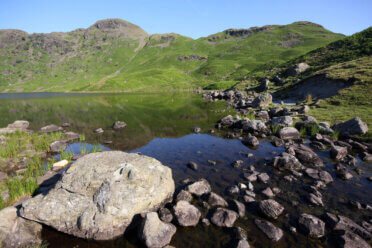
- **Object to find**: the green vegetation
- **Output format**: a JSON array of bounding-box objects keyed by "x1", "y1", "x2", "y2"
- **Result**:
[
  {"x1": 0, "y1": 19, "x2": 343, "y2": 92},
  {"x1": 0, "y1": 131, "x2": 67, "y2": 209}
]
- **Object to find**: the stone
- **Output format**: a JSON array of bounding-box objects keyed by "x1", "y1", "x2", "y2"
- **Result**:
[
  {"x1": 208, "y1": 192, "x2": 228, "y2": 207},
  {"x1": 259, "y1": 78, "x2": 269, "y2": 92},
  {"x1": 65, "y1": 131, "x2": 80, "y2": 141},
  {"x1": 220, "y1": 115, "x2": 235, "y2": 127},
  {"x1": 139, "y1": 212, "x2": 176, "y2": 248},
  {"x1": 333, "y1": 215, "x2": 371, "y2": 240},
  {"x1": 0, "y1": 206, "x2": 42, "y2": 248},
  {"x1": 298, "y1": 213, "x2": 325, "y2": 238},
  {"x1": 186, "y1": 179, "x2": 211, "y2": 196},
  {"x1": 193, "y1": 127, "x2": 201, "y2": 133},
  {"x1": 244, "y1": 171, "x2": 259, "y2": 182},
  {"x1": 235, "y1": 239, "x2": 250, "y2": 248},
  {"x1": 242, "y1": 120, "x2": 267, "y2": 133},
  {"x1": 310, "y1": 141, "x2": 326, "y2": 150},
  {"x1": 211, "y1": 208, "x2": 238, "y2": 227},
  {"x1": 257, "y1": 173, "x2": 270, "y2": 183},
  {"x1": 158, "y1": 208, "x2": 173, "y2": 223},
  {"x1": 286, "y1": 62, "x2": 310, "y2": 76},
  {"x1": 252, "y1": 93, "x2": 272, "y2": 108},
  {"x1": 187, "y1": 161, "x2": 198, "y2": 171},
  {"x1": 318, "y1": 122, "x2": 334, "y2": 134},
  {"x1": 273, "y1": 153, "x2": 304, "y2": 171},
  {"x1": 49, "y1": 140, "x2": 67, "y2": 153},
  {"x1": 256, "y1": 111, "x2": 270, "y2": 121},
  {"x1": 40, "y1": 124, "x2": 63, "y2": 133},
  {"x1": 307, "y1": 193, "x2": 323, "y2": 206},
  {"x1": 173, "y1": 201, "x2": 201, "y2": 227},
  {"x1": 262, "y1": 187, "x2": 274, "y2": 198},
  {"x1": 94, "y1": 128, "x2": 104, "y2": 134},
  {"x1": 230, "y1": 200, "x2": 245, "y2": 217},
  {"x1": 335, "y1": 164, "x2": 353, "y2": 180},
  {"x1": 20, "y1": 151, "x2": 175, "y2": 240},
  {"x1": 0, "y1": 172, "x2": 8, "y2": 182},
  {"x1": 254, "y1": 219, "x2": 283, "y2": 241},
  {"x1": 242, "y1": 136, "x2": 259, "y2": 147},
  {"x1": 278, "y1": 127, "x2": 299, "y2": 139},
  {"x1": 61, "y1": 122, "x2": 71, "y2": 128},
  {"x1": 336, "y1": 231, "x2": 370, "y2": 248},
  {"x1": 333, "y1": 117, "x2": 368, "y2": 136},
  {"x1": 361, "y1": 152, "x2": 372, "y2": 162},
  {"x1": 331, "y1": 145, "x2": 348, "y2": 160},
  {"x1": 52, "y1": 159, "x2": 69, "y2": 171},
  {"x1": 0, "y1": 120, "x2": 30, "y2": 134},
  {"x1": 176, "y1": 190, "x2": 192, "y2": 202},
  {"x1": 232, "y1": 160, "x2": 244, "y2": 168},
  {"x1": 112, "y1": 121, "x2": 127, "y2": 130},
  {"x1": 290, "y1": 144, "x2": 323, "y2": 167},
  {"x1": 258, "y1": 199, "x2": 284, "y2": 219},
  {"x1": 227, "y1": 185, "x2": 240, "y2": 194},
  {"x1": 272, "y1": 116, "x2": 293, "y2": 127}
]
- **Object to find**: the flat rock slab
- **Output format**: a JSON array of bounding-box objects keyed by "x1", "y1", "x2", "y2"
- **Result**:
[{"x1": 20, "y1": 151, "x2": 175, "y2": 240}]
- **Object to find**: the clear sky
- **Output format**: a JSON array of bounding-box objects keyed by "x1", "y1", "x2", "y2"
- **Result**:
[{"x1": 0, "y1": 0, "x2": 371, "y2": 38}]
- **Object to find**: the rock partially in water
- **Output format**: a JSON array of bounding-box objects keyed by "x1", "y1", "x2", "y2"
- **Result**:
[
  {"x1": 230, "y1": 200, "x2": 245, "y2": 217},
  {"x1": 173, "y1": 200, "x2": 201, "y2": 227},
  {"x1": 278, "y1": 127, "x2": 299, "y2": 140},
  {"x1": 175, "y1": 190, "x2": 192, "y2": 202},
  {"x1": 186, "y1": 178, "x2": 211, "y2": 196},
  {"x1": 335, "y1": 230, "x2": 371, "y2": 248},
  {"x1": 112, "y1": 121, "x2": 127, "y2": 130},
  {"x1": 211, "y1": 208, "x2": 238, "y2": 227},
  {"x1": 335, "y1": 163, "x2": 353, "y2": 180},
  {"x1": 158, "y1": 208, "x2": 173, "y2": 223},
  {"x1": 254, "y1": 219, "x2": 283, "y2": 241},
  {"x1": 330, "y1": 145, "x2": 348, "y2": 160},
  {"x1": 258, "y1": 199, "x2": 284, "y2": 219},
  {"x1": 273, "y1": 153, "x2": 304, "y2": 171},
  {"x1": 187, "y1": 161, "x2": 198, "y2": 171},
  {"x1": 208, "y1": 192, "x2": 228, "y2": 207},
  {"x1": 20, "y1": 151, "x2": 175, "y2": 240},
  {"x1": 242, "y1": 136, "x2": 259, "y2": 147},
  {"x1": 289, "y1": 144, "x2": 323, "y2": 167},
  {"x1": 0, "y1": 206, "x2": 42, "y2": 248},
  {"x1": 298, "y1": 213, "x2": 325, "y2": 238},
  {"x1": 49, "y1": 140, "x2": 67, "y2": 154},
  {"x1": 139, "y1": 212, "x2": 176, "y2": 248}
]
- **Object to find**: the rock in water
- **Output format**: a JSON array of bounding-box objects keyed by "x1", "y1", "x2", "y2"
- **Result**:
[
  {"x1": 20, "y1": 151, "x2": 175, "y2": 240},
  {"x1": 254, "y1": 219, "x2": 283, "y2": 242},
  {"x1": 139, "y1": 212, "x2": 176, "y2": 248},
  {"x1": 258, "y1": 199, "x2": 284, "y2": 219},
  {"x1": 211, "y1": 208, "x2": 238, "y2": 227},
  {"x1": 173, "y1": 201, "x2": 201, "y2": 227},
  {"x1": 298, "y1": 213, "x2": 325, "y2": 238},
  {"x1": 0, "y1": 206, "x2": 42, "y2": 248}
]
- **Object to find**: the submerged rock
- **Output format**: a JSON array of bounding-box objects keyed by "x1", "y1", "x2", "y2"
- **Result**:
[
  {"x1": 20, "y1": 151, "x2": 175, "y2": 240},
  {"x1": 139, "y1": 212, "x2": 176, "y2": 248}
]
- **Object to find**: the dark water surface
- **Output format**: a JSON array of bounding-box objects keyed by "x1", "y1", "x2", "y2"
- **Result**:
[{"x1": 0, "y1": 93, "x2": 371, "y2": 248}]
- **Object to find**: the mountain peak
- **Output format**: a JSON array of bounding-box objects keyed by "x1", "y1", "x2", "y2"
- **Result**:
[{"x1": 87, "y1": 18, "x2": 148, "y2": 40}]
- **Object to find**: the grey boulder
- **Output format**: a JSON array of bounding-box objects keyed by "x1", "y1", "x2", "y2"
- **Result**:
[
  {"x1": 211, "y1": 208, "x2": 238, "y2": 227},
  {"x1": 255, "y1": 219, "x2": 283, "y2": 241},
  {"x1": 258, "y1": 199, "x2": 284, "y2": 219},
  {"x1": 20, "y1": 151, "x2": 175, "y2": 240},
  {"x1": 298, "y1": 213, "x2": 325, "y2": 238},
  {"x1": 173, "y1": 200, "x2": 201, "y2": 227},
  {"x1": 333, "y1": 117, "x2": 368, "y2": 136},
  {"x1": 139, "y1": 212, "x2": 176, "y2": 248}
]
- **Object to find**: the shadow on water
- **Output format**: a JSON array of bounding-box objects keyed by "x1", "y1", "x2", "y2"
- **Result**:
[{"x1": 0, "y1": 93, "x2": 371, "y2": 247}]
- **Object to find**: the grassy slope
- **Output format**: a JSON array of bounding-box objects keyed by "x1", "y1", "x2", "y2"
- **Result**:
[
  {"x1": 0, "y1": 20, "x2": 343, "y2": 92},
  {"x1": 261, "y1": 27, "x2": 372, "y2": 139}
]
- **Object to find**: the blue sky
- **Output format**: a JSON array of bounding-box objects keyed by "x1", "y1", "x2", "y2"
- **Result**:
[{"x1": 0, "y1": 0, "x2": 371, "y2": 38}]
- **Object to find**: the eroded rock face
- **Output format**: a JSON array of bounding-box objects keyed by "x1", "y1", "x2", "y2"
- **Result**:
[
  {"x1": 0, "y1": 206, "x2": 42, "y2": 248},
  {"x1": 20, "y1": 151, "x2": 175, "y2": 240}
]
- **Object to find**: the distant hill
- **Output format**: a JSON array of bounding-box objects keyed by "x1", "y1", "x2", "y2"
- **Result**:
[{"x1": 0, "y1": 19, "x2": 344, "y2": 92}]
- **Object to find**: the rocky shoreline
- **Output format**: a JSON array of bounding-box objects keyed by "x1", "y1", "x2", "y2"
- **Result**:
[{"x1": 0, "y1": 92, "x2": 371, "y2": 248}]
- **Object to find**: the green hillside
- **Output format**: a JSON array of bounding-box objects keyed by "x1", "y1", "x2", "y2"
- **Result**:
[{"x1": 0, "y1": 19, "x2": 344, "y2": 92}]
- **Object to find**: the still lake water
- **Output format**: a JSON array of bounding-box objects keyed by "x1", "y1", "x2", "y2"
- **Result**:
[{"x1": 0, "y1": 93, "x2": 371, "y2": 248}]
